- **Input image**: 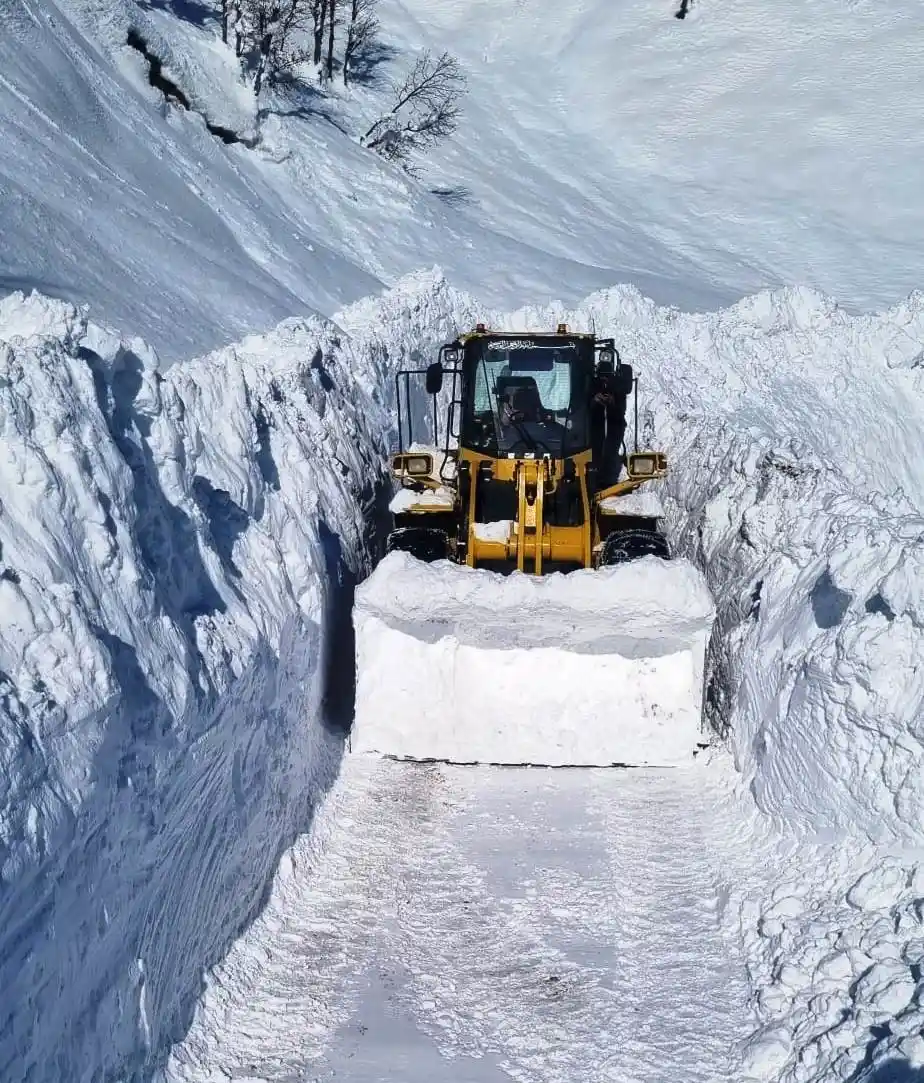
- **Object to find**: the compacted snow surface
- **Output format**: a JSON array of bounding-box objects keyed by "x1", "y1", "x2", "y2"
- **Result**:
[{"x1": 162, "y1": 754, "x2": 769, "y2": 1083}]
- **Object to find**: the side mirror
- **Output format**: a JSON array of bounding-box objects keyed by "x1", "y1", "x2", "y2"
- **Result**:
[{"x1": 425, "y1": 361, "x2": 444, "y2": 395}]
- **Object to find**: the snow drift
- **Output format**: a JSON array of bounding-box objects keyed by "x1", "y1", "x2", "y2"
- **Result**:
[
  {"x1": 0, "y1": 289, "x2": 386, "y2": 1082},
  {"x1": 352, "y1": 552, "x2": 714, "y2": 766}
]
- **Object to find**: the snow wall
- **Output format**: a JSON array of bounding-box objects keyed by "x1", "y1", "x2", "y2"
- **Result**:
[
  {"x1": 3, "y1": 270, "x2": 924, "y2": 1082},
  {"x1": 0, "y1": 290, "x2": 396, "y2": 1081}
]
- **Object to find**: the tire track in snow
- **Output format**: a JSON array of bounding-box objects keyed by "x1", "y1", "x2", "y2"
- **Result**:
[
  {"x1": 589, "y1": 770, "x2": 759, "y2": 1081},
  {"x1": 379, "y1": 767, "x2": 625, "y2": 1081},
  {"x1": 162, "y1": 758, "x2": 764, "y2": 1081}
]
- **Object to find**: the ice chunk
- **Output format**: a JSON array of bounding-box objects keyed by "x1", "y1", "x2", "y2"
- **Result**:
[
  {"x1": 740, "y1": 1025, "x2": 792, "y2": 1080},
  {"x1": 598, "y1": 487, "x2": 665, "y2": 518},
  {"x1": 389, "y1": 486, "x2": 455, "y2": 514},
  {"x1": 853, "y1": 960, "x2": 915, "y2": 1019},
  {"x1": 847, "y1": 862, "x2": 909, "y2": 911},
  {"x1": 473, "y1": 520, "x2": 513, "y2": 543}
]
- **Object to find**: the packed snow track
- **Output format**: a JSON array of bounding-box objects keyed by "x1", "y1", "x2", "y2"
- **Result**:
[{"x1": 162, "y1": 756, "x2": 765, "y2": 1081}]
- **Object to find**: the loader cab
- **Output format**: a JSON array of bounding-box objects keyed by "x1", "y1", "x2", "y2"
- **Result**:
[
  {"x1": 388, "y1": 322, "x2": 668, "y2": 574},
  {"x1": 458, "y1": 333, "x2": 595, "y2": 460}
]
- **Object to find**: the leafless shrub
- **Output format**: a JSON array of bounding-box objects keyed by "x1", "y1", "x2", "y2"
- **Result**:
[{"x1": 363, "y1": 50, "x2": 466, "y2": 164}]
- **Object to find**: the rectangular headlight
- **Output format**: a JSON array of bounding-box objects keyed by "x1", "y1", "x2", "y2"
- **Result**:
[
  {"x1": 404, "y1": 454, "x2": 433, "y2": 476},
  {"x1": 629, "y1": 453, "x2": 656, "y2": 477}
]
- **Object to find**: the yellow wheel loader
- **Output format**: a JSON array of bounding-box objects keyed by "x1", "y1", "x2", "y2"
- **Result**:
[
  {"x1": 386, "y1": 324, "x2": 669, "y2": 570},
  {"x1": 351, "y1": 323, "x2": 715, "y2": 768}
]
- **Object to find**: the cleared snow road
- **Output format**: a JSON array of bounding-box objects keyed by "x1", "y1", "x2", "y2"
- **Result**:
[{"x1": 162, "y1": 757, "x2": 765, "y2": 1082}]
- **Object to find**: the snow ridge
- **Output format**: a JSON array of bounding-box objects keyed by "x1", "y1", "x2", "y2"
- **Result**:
[{"x1": 0, "y1": 290, "x2": 385, "y2": 1081}]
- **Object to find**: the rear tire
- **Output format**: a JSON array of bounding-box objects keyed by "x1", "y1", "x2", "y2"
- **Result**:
[
  {"x1": 600, "y1": 529, "x2": 670, "y2": 565},
  {"x1": 386, "y1": 527, "x2": 450, "y2": 563}
]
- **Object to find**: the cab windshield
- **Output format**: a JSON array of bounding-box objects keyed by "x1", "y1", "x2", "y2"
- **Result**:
[{"x1": 460, "y1": 337, "x2": 592, "y2": 457}]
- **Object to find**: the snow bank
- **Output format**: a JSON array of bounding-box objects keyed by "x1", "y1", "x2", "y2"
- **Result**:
[
  {"x1": 352, "y1": 551, "x2": 713, "y2": 766},
  {"x1": 395, "y1": 0, "x2": 924, "y2": 311},
  {"x1": 737, "y1": 844, "x2": 924, "y2": 1083},
  {"x1": 0, "y1": 290, "x2": 386, "y2": 1081}
]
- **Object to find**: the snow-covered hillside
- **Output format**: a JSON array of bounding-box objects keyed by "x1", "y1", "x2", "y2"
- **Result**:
[
  {"x1": 4, "y1": 0, "x2": 924, "y2": 362},
  {"x1": 396, "y1": 0, "x2": 924, "y2": 311},
  {"x1": 1, "y1": 0, "x2": 610, "y2": 360}
]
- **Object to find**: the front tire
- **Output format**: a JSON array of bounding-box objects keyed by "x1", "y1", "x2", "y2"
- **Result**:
[
  {"x1": 386, "y1": 526, "x2": 451, "y2": 563},
  {"x1": 600, "y1": 529, "x2": 670, "y2": 565}
]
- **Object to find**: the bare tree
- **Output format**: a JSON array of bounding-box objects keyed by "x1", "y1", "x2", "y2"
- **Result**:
[
  {"x1": 234, "y1": 0, "x2": 317, "y2": 93},
  {"x1": 219, "y1": 0, "x2": 236, "y2": 44},
  {"x1": 221, "y1": 0, "x2": 246, "y2": 55},
  {"x1": 239, "y1": 0, "x2": 282, "y2": 95},
  {"x1": 324, "y1": 0, "x2": 338, "y2": 80},
  {"x1": 363, "y1": 51, "x2": 466, "y2": 163},
  {"x1": 343, "y1": 0, "x2": 378, "y2": 85},
  {"x1": 309, "y1": 0, "x2": 326, "y2": 64},
  {"x1": 267, "y1": 0, "x2": 314, "y2": 82}
]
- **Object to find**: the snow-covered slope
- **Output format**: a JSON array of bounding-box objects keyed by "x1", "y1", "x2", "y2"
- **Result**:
[
  {"x1": 0, "y1": 0, "x2": 611, "y2": 360},
  {"x1": 5, "y1": 0, "x2": 924, "y2": 362},
  {"x1": 393, "y1": 0, "x2": 924, "y2": 311},
  {"x1": 0, "y1": 0, "x2": 368, "y2": 358}
]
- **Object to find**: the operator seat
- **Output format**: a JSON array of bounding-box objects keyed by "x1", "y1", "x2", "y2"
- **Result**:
[
  {"x1": 511, "y1": 382, "x2": 543, "y2": 421},
  {"x1": 496, "y1": 376, "x2": 542, "y2": 421}
]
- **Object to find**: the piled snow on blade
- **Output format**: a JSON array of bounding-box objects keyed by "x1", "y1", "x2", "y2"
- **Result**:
[{"x1": 352, "y1": 552, "x2": 714, "y2": 767}]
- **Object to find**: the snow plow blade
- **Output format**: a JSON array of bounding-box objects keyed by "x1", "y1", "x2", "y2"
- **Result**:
[{"x1": 351, "y1": 552, "x2": 715, "y2": 768}]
